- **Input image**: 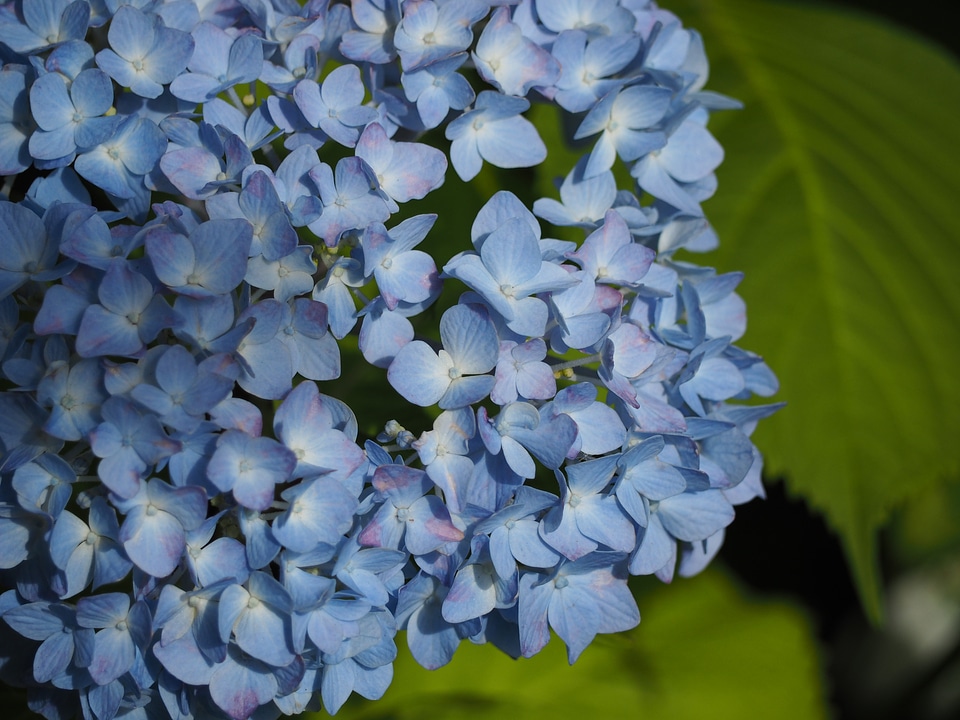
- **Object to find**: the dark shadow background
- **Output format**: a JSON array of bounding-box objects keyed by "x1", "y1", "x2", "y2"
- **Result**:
[{"x1": 834, "y1": 0, "x2": 959, "y2": 60}]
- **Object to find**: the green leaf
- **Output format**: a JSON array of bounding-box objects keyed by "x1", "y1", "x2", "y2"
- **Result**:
[
  {"x1": 891, "y1": 473, "x2": 960, "y2": 565},
  {"x1": 326, "y1": 571, "x2": 826, "y2": 720},
  {"x1": 664, "y1": 0, "x2": 960, "y2": 619}
]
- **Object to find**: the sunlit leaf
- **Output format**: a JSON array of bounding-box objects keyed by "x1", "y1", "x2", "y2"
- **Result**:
[{"x1": 664, "y1": 0, "x2": 960, "y2": 619}]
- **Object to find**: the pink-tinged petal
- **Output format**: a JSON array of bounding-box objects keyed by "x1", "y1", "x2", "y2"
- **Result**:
[
  {"x1": 355, "y1": 122, "x2": 393, "y2": 170},
  {"x1": 516, "y1": 361, "x2": 556, "y2": 401},
  {"x1": 357, "y1": 503, "x2": 404, "y2": 550},
  {"x1": 405, "y1": 495, "x2": 464, "y2": 555},
  {"x1": 159, "y1": 146, "x2": 223, "y2": 200},
  {"x1": 442, "y1": 563, "x2": 497, "y2": 624},
  {"x1": 209, "y1": 647, "x2": 278, "y2": 720},
  {"x1": 87, "y1": 626, "x2": 134, "y2": 685},
  {"x1": 379, "y1": 143, "x2": 447, "y2": 203}
]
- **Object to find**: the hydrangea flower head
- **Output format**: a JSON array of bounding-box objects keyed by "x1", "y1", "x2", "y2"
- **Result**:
[{"x1": 0, "y1": 2, "x2": 780, "y2": 717}]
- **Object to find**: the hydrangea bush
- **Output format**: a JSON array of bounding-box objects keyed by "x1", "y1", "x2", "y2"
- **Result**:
[{"x1": 0, "y1": 0, "x2": 781, "y2": 718}]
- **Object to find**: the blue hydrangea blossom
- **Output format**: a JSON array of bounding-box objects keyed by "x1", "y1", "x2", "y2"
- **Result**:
[{"x1": 0, "y1": 2, "x2": 781, "y2": 718}]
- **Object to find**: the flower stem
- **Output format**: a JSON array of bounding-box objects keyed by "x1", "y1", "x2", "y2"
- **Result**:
[{"x1": 550, "y1": 353, "x2": 602, "y2": 375}]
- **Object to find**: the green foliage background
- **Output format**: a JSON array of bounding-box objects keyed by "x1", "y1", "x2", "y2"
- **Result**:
[{"x1": 337, "y1": 572, "x2": 826, "y2": 720}]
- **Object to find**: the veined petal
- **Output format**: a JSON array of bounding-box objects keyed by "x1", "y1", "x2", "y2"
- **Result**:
[
  {"x1": 29, "y1": 73, "x2": 74, "y2": 132},
  {"x1": 75, "y1": 146, "x2": 136, "y2": 198},
  {"x1": 120, "y1": 506, "x2": 186, "y2": 578},
  {"x1": 387, "y1": 340, "x2": 452, "y2": 407},
  {"x1": 106, "y1": 5, "x2": 156, "y2": 61},
  {"x1": 87, "y1": 625, "x2": 135, "y2": 684},
  {"x1": 209, "y1": 646, "x2": 278, "y2": 720},
  {"x1": 439, "y1": 303, "x2": 498, "y2": 374},
  {"x1": 475, "y1": 115, "x2": 546, "y2": 169}
]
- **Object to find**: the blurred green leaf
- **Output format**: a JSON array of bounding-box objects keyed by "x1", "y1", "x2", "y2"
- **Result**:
[
  {"x1": 665, "y1": 0, "x2": 960, "y2": 619},
  {"x1": 891, "y1": 474, "x2": 960, "y2": 565},
  {"x1": 327, "y1": 571, "x2": 825, "y2": 720}
]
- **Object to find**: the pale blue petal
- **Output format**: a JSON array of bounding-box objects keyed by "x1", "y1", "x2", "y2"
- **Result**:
[
  {"x1": 629, "y1": 516, "x2": 674, "y2": 575},
  {"x1": 120, "y1": 506, "x2": 185, "y2": 578},
  {"x1": 476, "y1": 115, "x2": 545, "y2": 169},
  {"x1": 439, "y1": 303, "x2": 498, "y2": 374},
  {"x1": 87, "y1": 625, "x2": 134, "y2": 684},
  {"x1": 657, "y1": 490, "x2": 735, "y2": 542},
  {"x1": 442, "y1": 563, "x2": 496, "y2": 624},
  {"x1": 75, "y1": 147, "x2": 135, "y2": 198},
  {"x1": 387, "y1": 340, "x2": 450, "y2": 407},
  {"x1": 517, "y1": 573, "x2": 551, "y2": 657}
]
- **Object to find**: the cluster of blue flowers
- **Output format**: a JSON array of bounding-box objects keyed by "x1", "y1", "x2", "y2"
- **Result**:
[{"x1": 0, "y1": 0, "x2": 781, "y2": 718}]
